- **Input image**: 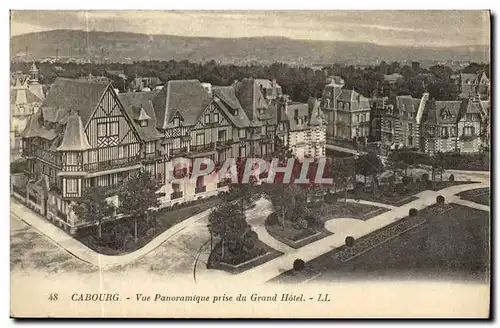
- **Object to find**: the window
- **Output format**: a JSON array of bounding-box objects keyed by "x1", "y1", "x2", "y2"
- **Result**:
[
  {"x1": 408, "y1": 123, "x2": 413, "y2": 135},
  {"x1": 140, "y1": 120, "x2": 148, "y2": 127},
  {"x1": 214, "y1": 113, "x2": 219, "y2": 123},
  {"x1": 110, "y1": 122, "x2": 118, "y2": 135},
  {"x1": 97, "y1": 121, "x2": 119, "y2": 137},
  {"x1": 355, "y1": 115, "x2": 359, "y2": 123},
  {"x1": 66, "y1": 179, "x2": 78, "y2": 193},
  {"x1": 451, "y1": 127, "x2": 457, "y2": 137},
  {"x1": 204, "y1": 114, "x2": 210, "y2": 124},
  {"x1": 67, "y1": 153, "x2": 77, "y2": 165},
  {"x1": 239, "y1": 129, "x2": 246, "y2": 138},
  {"x1": 97, "y1": 123, "x2": 107, "y2": 137},
  {"x1": 464, "y1": 126, "x2": 475, "y2": 136},
  {"x1": 173, "y1": 118, "x2": 180, "y2": 127},
  {"x1": 261, "y1": 126, "x2": 266, "y2": 135},
  {"x1": 427, "y1": 126, "x2": 435, "y2": 137},
  {"x1": 118, "y1": 146, "x2": 125, "y2": 159},
  {"x1": 218, "y1": 130, "x2": 226, "y2": 141},
  {"x1": 441, "y1": 127, "x2": 449, "y2": 138},
  {"x1": 234, "y1": 109, "x2": 239, "y2": 116},
  {"x1": 146, "y1": 142, "x2": 155, "y2": 154},
  {"x1": 196, "y1": 133, "x2": 205, "y2": 145},
  {"x1": 408, "y1": 136, "x2": 413, "y2": 146},
  {"x1": 387, "y1": 121, "x2": 392, "y2": 130},
  {"x1": 239, "y1": 145, "x2": 247, "y2": 157}
]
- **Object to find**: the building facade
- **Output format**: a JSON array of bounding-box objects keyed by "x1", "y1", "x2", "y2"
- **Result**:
[
  {"x1": 371, "y1": 92, "x2": 489, "y2": 154},
  {"x1": 320, "y1": 76, "x2": 371, "y2": 140},
  {"x1": 276, "y1": 98, "x2": 326, "y2": 160},
  {"x1": 17, "y1": 77, "x2": 323, "y2": 232},
  {"x1": 459, "y1": 72, "x2": 490, "y2": 98},
  {"x1": 10, "y1": 63, "x2": 45, "y2": 162}
]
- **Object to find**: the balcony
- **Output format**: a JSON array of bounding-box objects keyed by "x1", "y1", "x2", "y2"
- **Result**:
[
  {"x1": 83, "y1": 155, "x2": 141, "y2": 173},
  {"x1": 171, "y1": 191, "x2": 183, "y2": 200},
  {"x1": 144, "y1": 150, "x2": 166, "y2": 162},
  {"x1": 190, "y1": 143, "x2": 215, "y2": 153},
  {"x1": 195, "y1": 185, "x2": 206, "y2": 194},
  {"x1": 23, "y1": 147, "x2": 62, "y2": 168},
  {"x1": 170, "y1": 147, "x2": 189, "y2": 157},
  {"x1": 460, "y1": 135, "x2": 476, "y2": 142}
]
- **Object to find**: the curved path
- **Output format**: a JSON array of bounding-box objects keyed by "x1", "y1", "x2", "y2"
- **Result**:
[
  {"x1": 244, "y1": 197, "x2": 294, "y2": 254},
  {"x1": 10, "y1": 170, "x2": 489, "y2": 274},
  {"x1": 10, "y1": 198, "x2": 215, "y2": 268},
  {"x1": 342, "y1": 198, "x2": 396, "y2": 210},
  {"x1": 232, "y1": 177, "x2": 490, "y2": 285}
]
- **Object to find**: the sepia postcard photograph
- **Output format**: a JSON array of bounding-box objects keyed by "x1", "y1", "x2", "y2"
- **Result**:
[{"x1": 8, "y1": 9, "x2": 491, "y2": 318}]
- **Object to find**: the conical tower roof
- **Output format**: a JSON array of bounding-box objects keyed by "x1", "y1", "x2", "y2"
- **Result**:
[{"x1": 57, "y1": 115, "x2": 92, "y2": 151}]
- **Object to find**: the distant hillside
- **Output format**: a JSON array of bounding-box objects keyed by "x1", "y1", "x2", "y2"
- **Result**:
[{"x1": 10, "y1": 29, "x2": 490, "y2": 65}]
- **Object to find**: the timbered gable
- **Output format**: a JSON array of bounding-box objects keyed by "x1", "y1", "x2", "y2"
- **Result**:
[
  {"x1": 85, "y1": 86, "x2": 141, "y2": 149},
  {"x1": 194, "y1": 102, "x2": 229, "y2": 129}
]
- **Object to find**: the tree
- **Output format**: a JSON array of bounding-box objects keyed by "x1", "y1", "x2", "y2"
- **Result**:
[
  {"x1": 355, "y1": 152, "x2": 383, "y2": 197},
  {"x1": 72, "y1": 186, "x2": 115, "y2": 238},
  {"x1": 263, "y1": 184, "x2": 305, "y2": 230},
  {"x1": 118, "y1": 169, "x2": 161, "y2": 243},
  {"x1": 332, "y1": 157, "x2": 355, "y2": 201},
  {"x1": 208, "y1": 202, "x2": 249, "y2": 259}
]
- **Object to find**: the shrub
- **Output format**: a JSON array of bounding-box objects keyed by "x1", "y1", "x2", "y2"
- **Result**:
[
  {"x1": 425, "y1": 180, "x2": 434, "y2": 189},
  {"x1": 293, "y1": 259, "x2": 305, "y2": 271},
  {"x1": 421, "y1": 173, "x2": 429, "y2": 181},
  {"x1": 324, "y1": 192, "x2": 337, "y2": 204},
  {"x1": 449, "y1": 174, "x2": 455, "y2": 182},
  {"x1": 267, "y1": 212, "x2": 280, "y2": 226},
  {"x1": 345, "y1": 236, "x2": 355, "y2": 247},
  {"x1": 294, "y1": 218, "x2": 308, "y2": 230},
  {"x1": 402, "y1": 176, "x2": 412, "y2": 185},
  {"x1": 409, "y1": 208, "x2": 418, "y2": 216},
  {"x1": 436, "y1": 195, "x2": 445, "y2": 204},
  {"x1": 305, "y1": 215, "x2": 322, "y2": 229}
]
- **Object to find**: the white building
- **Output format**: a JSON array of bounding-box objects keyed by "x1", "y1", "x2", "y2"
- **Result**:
[{"x1": 277, "y1": 98, "x2": 326, "y2": 160}]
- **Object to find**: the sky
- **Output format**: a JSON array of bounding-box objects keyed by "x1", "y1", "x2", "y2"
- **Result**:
[{"x1": 10, "y1": 10, "x2": 490, "y2": 47}]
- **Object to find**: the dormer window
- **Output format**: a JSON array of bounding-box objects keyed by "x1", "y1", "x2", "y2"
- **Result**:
[
  {"x1": 140, "y1": 120, "x2": 148, "y2": 127},
  {"x1": 234, "y1": 109, "x2": 239, "y2": 116},
  {"x1": 259, "y1": 108, "x2": 265, "y2": 115},
  {"x1": 214, "y1": 113, "x2": 219, "y2": 123},
  {"x1": 205, "y1": 114, "x2": 210, "y2": 124},
  {"x1": 173, "y1": 118, "x2": 180, "y2": 127}
]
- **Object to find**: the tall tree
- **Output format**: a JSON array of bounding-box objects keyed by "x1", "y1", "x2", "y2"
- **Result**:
[
  {"x1": 208, "y1": 202, "x2": 248, "y2": 258},
  {"x1": 118, "y1": 169, "x2": 161, "y2": 243},
  {"x1": 72, "y1": 186, "x2": 115, "y2": 238},
  {"x1": 355, "y1": 152, "x2": 384, "y2": 197}
]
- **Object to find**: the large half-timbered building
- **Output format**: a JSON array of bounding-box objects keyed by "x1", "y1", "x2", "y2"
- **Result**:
[{"x1": 16, "y1": 77, "x2": 326, "y2": 233}]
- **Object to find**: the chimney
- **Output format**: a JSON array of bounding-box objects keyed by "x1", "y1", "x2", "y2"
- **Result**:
[{"x1": 201, "y1": 83, "x2": 212, "y2": 95}]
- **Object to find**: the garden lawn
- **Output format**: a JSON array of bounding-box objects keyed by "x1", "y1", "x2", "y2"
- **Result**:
[
  {"x1": 275, "y1": 203, "x2": 489, "y2": 283},
  {"x1": 207, "y1": 239, "x2": 282, "y2": 274},
  {"x1": 345, "y1": 180, "x2": 476, "y2": 206},
  {"x1": 265, "y1": 202, "x2": 387, "y2": 249},
  {"x1": 75, "y1": 196, "x2": 223, "y2": 255},
  {"x1": 457, "y1": 188, "x2": 490, "y2": 206}
]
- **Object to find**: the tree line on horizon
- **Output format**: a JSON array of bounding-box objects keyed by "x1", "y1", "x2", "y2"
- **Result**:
[{"x1": 11, "y1": 60, "x2": 490, "y2": 103}]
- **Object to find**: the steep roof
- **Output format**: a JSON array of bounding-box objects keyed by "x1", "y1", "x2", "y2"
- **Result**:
[
  {"x1": 212, "y1": 86, "x2": 243, "y2": 111},
  {"x1": 119, "y1": 92, "x2": 162, "y2": 141},
  {"x1": 152, "y1": 80, "x2": 212, "y2": 129},
  {"x1": 56, "y1": 115, "x2": 92, "y2": 151},
  {"x1": 460, "y1": 73, "x2": 478, "y2": 84},
  {"x1": 21, "y1": 110, "x2": 58, "y2": 140},
  {"x1": 233, "y1": 78, "x2": 268, "y2": 121},
  {"x1": 40, "y1": 78, "x2": 109, "y2": 126}
]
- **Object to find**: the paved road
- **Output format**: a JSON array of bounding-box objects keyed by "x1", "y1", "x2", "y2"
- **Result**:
[{"x1": 10, "y1": 213, "x2": 97, "y2": 275}]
